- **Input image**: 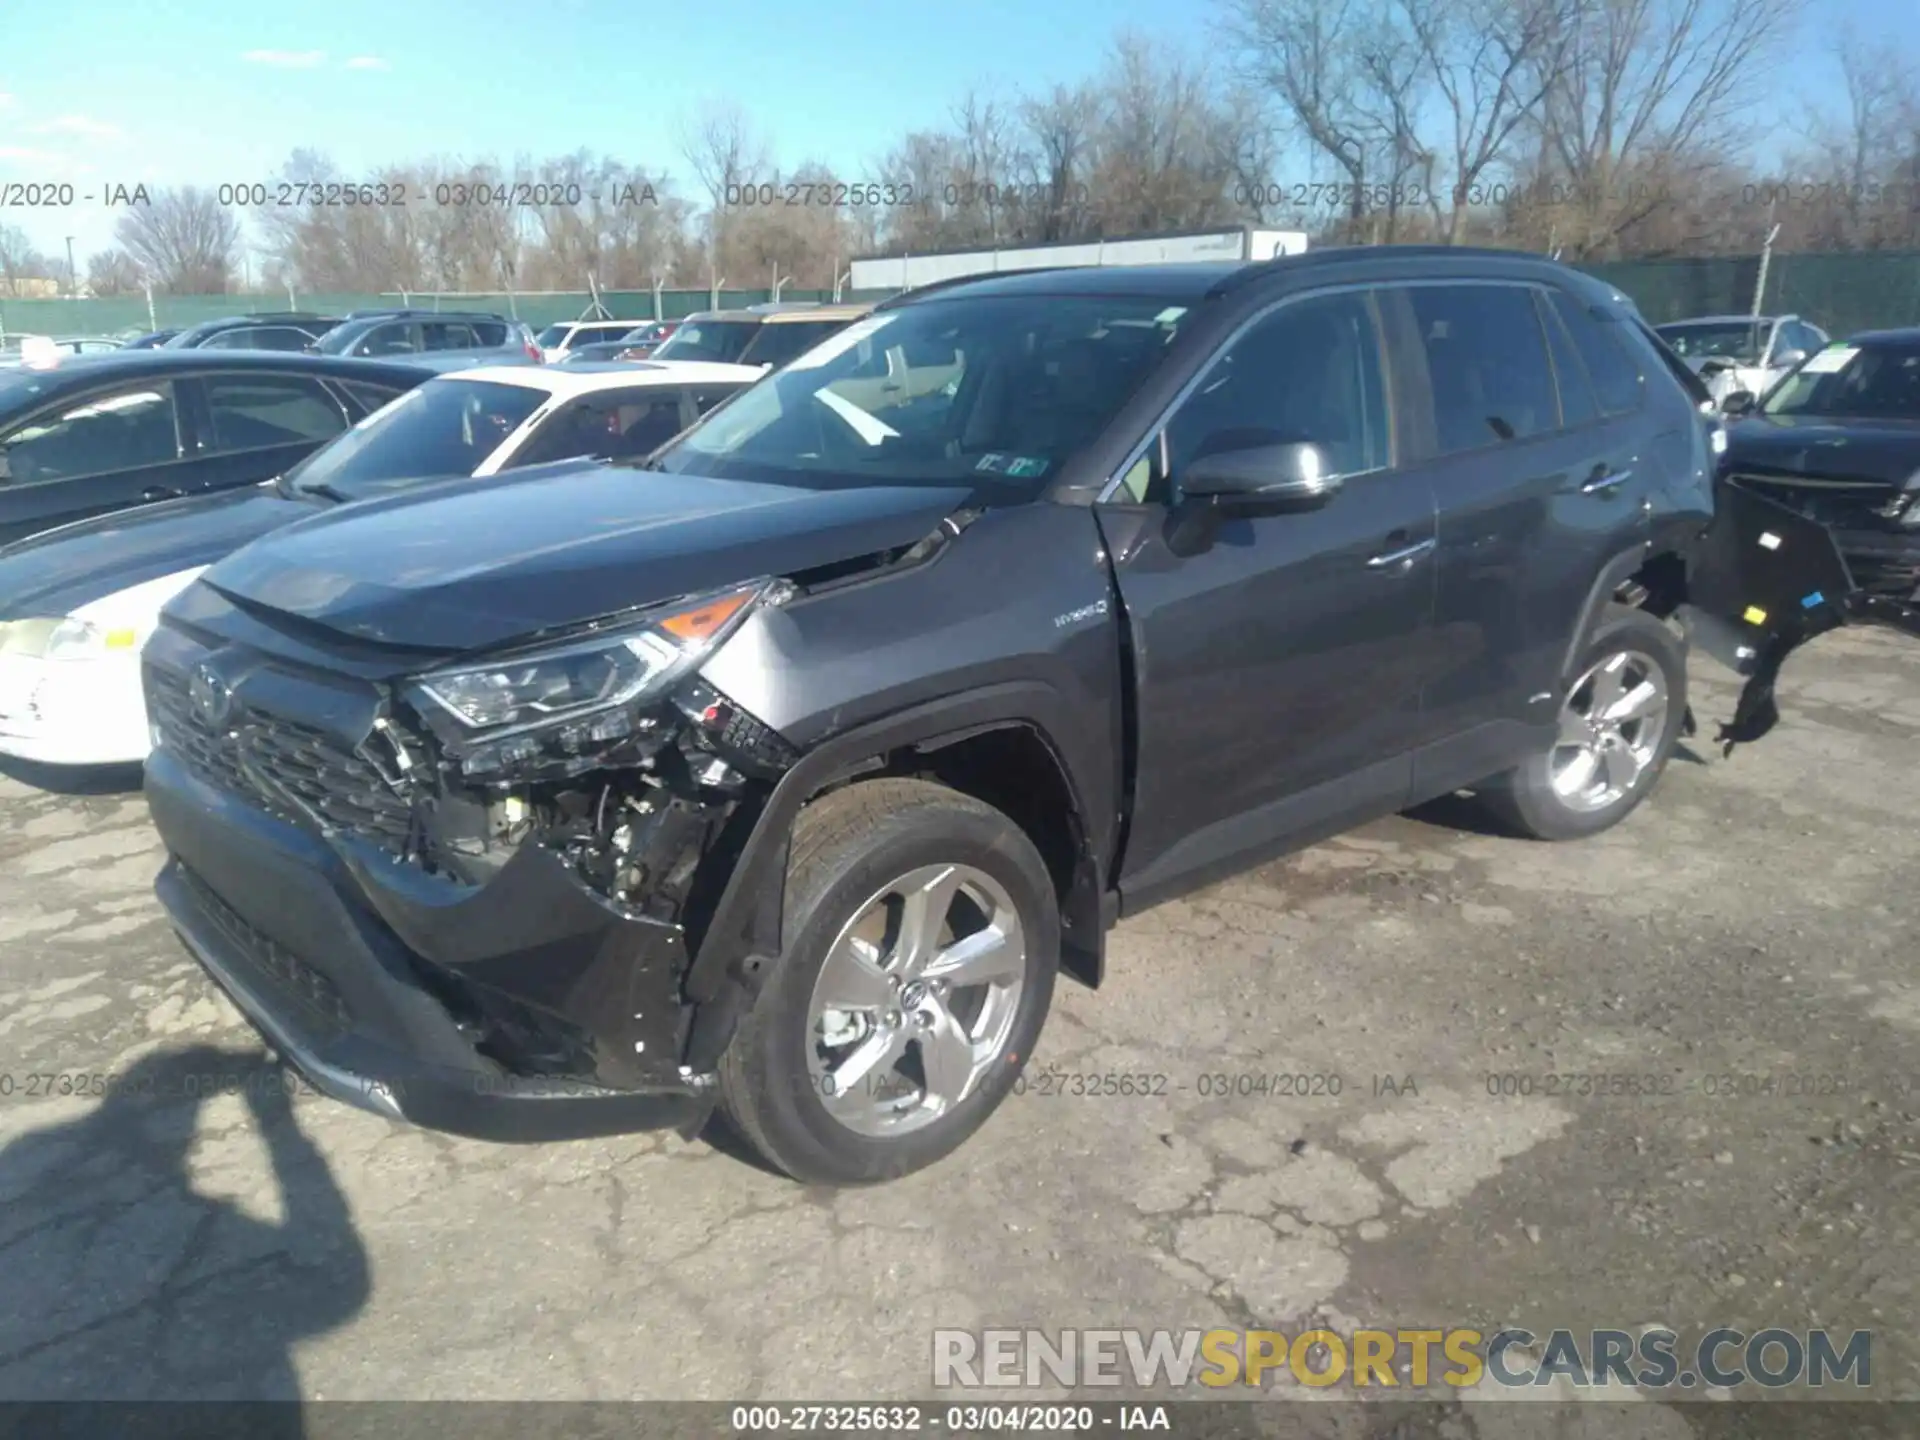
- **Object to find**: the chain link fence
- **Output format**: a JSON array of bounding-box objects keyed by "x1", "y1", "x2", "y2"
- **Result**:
[{"x1": 7, "y1": 251, "x2": 1920, "y2": 344}]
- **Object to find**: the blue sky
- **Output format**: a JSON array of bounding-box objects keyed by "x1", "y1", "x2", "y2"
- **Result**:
[{"x1": 3, "y1": 0, "x2": 1918, "y2": 266}]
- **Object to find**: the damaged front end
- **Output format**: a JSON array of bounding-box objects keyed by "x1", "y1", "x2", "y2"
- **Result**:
[
  {"x1": 1686, "y1": 477, "x2": 1920, "y2": 754},
  {"x1": 143, "y1": 577, "x2": 804, "y2": 1141}
]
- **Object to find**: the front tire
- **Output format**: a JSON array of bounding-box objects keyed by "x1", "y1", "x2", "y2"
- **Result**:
[
  {"x1": 1478, "y1": 604, "x2": 1687, "y2": 841},
  {"x1": 717, "y1": 777, "x2": 1058, "y2": 1185}
]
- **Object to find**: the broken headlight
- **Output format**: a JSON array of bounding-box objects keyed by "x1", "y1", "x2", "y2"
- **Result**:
[{"x1": 407, "y1": 579, "x2": 781, "y2": 778}]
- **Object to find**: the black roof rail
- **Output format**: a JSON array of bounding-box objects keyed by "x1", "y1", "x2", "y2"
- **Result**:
[
  {"x1": 870, "y1": 266, "x2": 1083, "y2": 310},
  {"x1": 1203, "y1": 243, "x2": 1564, "y2": 298}
]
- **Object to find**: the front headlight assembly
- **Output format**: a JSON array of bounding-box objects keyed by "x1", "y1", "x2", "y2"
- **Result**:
[
  {"x1": 0, "y1": 617, "x2": 143, "y2": 660},
  {"x1": 407, "y1": 578, "x2": 787, "y2": 779}
]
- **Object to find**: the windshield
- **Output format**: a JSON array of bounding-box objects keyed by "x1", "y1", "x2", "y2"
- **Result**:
[
  {"x1": 280, "y1": 378, "x2": 547, "y2": 494},
  {"x1": 1656, "y1": 322, "x2": 1768, "y2": 363},
  {"x1": 738, "y1": 319, "x2": 853, "y2": 370},
  {"x1": 654, "y1": 295, "x2": 1190, "y2": 490},
  {"x1": 535, "y1": 324, "x2": 572, "y2": 349},
  {"x1": 652, "y1": 319, "x2": 758, "y2": 364},
  {"x1": 1761, "y1": 343, "x2": 1920, "y2": 419}
]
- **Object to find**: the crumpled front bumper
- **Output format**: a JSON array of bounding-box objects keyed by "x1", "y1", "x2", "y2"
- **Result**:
[{"x1": 146, "y1": 747, "x2": 717, "y2": 1142}]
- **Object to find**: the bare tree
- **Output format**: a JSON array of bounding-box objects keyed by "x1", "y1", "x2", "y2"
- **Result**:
[
  {"x1": 1020, "y1": 82, "x2": 1102, "y2": 240},
  {"x1": 1400, "y1": 0, "x2": 1573, "y2": 241},
  {"x1": 113, "y1": 187, "x2": 241, "y2": 292},
  {"x1": 678, "y1": 102, "x2": 771, "y2": 283},
  {"x1": 1218, "y1": 0, "x2": 1384, "y2": 229},
  {"x1": 86, "y1": 249, "x2": 144, "y2": 297},
  {"x1": 1523, "y1": 0, "x2": 1804, "y2": 257},
  {"x1": 0, "y1": 224, "x2": 53, "y2": 296}
]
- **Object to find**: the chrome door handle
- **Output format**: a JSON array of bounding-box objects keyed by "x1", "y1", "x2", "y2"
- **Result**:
[
  {"x1": 1367, "y1": 536, "x2": 1436, "y2": 569},
  {"x1": 1580, "y1": 467, "x2": 1633, "y2": 494}
]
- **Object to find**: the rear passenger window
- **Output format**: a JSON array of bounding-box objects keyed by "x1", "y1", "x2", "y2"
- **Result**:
[
  {"x1": 1536, "y1": 292, "x2": 1600, "y2": 429},
  {"x1": 1408, "y1": 284, "x2": 1558, "y2": 453},
  {"x1": 1549, "y1": 291, "x2": 1644, "y2": 416},
  {"x1": 471, "y1": 322, "x2": 508, "y2": 347},
  {"x1": 204, "y1": 376, "x2": 348, "y2": 452}
]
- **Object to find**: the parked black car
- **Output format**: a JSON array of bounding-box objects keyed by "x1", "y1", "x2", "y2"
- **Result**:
[
  {"x1": 163, "y1": 314, "x2": 346, "y2": 352},
  {"x1": 1720, "y1": 329, "x2": 1920, "y2": 599},
  {"x1": 120, "y1": 329, "x2": 184, "y2": 350},
  {"x1": 142, "y1": 248, "x2": 1881, "y2": 1185},
  {"x1": 0, "y1": 351, "x2": 434, "y2": 545}
]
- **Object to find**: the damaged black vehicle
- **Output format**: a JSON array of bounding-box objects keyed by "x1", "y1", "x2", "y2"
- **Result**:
[
  {"x1": 1720, "y1": 328, "x2": 1920, "y2": 602},
  {"x1": 141, "y1": 249, "x2": 1920, "y2": 1186}
]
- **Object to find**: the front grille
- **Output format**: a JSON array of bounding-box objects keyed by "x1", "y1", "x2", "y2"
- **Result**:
[
  {"x1": 177, "y1": 864, "x2": 353, "y2": 1033},
  {"x1": 1729, "y1": 471, "x2": 1894, "y2": 527},
  {"x1": 148, "y1": 666, "x2": 415, "y2": 850}
]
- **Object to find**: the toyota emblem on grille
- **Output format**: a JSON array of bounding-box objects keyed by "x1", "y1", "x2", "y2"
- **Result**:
[{"x1": 189, "y1": 664, "x2": 233, "y2": 726}]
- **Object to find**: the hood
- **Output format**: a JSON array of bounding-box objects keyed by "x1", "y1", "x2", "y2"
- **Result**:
[
  {"x1": 0, "y1": 485, "x2": 320, "y2": 620},
  {"x1": 202, "y1": 459, "x2": 976, "y2": 653},
  {"x1": 1723, "y1": 414, "x2": 1920, "y2": 489}
]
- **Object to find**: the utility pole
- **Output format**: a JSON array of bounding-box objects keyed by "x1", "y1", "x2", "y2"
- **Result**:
[
  {"x1": 1751, "y1": 204, "x2": 1781, "y2": 344},
  {"x1": 64, "y1": 236, "x2": 76, "y2": 298}
]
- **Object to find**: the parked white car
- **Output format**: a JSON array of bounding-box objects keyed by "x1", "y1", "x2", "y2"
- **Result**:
[
  {"x1": 1654, "y1": 314, "x2": 1831, "y2": 404},
  {"x1": 0, "y1": 360, "x2": 762, "y2": 771}
]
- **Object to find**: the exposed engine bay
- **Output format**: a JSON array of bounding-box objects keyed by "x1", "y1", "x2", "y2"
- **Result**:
[{"x1": 361, "y1": 672, "x2": 798, "y2": 925}]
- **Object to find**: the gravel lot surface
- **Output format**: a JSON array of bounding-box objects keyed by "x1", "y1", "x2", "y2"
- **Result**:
[{"x1": 1, "y1": 630, "x2": 1914, "y2": 1435}]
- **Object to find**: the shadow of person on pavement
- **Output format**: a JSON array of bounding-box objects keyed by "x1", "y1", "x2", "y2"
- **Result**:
[{"x1": 0, "y1": 1044, "x2": 369, "y2": 1434}]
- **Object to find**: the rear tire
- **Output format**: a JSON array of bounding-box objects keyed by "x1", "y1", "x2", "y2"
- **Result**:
[
  {"x1": 1478, "y1": 604, "x2": 1687, "y2": 841},
  {"x1": 717, "y1": 777, "x2": 1058, "y2": 1185}
]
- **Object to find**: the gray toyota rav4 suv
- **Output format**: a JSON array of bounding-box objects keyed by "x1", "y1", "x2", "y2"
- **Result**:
[{"x1": 139, "y1": 247, "x2": 1917, "y2": 1184}]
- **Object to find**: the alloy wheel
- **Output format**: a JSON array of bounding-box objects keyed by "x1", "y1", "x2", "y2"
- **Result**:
[
  {"x1": 805, "y1": 863, "x2": 1027, "y2": 1138},
  {"x1": 1549, "y1": 649, "x2": 1671, "y2": 813}
]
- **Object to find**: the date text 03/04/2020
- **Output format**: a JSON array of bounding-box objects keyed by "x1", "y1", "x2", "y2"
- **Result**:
[{"x1": 731, "y1": 1404, "x2": 1172, "y2": 1432}]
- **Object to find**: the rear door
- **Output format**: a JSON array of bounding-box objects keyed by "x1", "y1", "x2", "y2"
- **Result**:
[
  {"x1": 0, "y1": 379, "x2": 194, "y2": 544},
  {"x1": 177, "y1": 371, "x2": 357, "y2": 494},
  {"x1": 1099, "y1": 286, "x2": 1439, "y2": 909},
  {"x1": 1381, "y1": 280, "x2": 1653, "y2": 796}
]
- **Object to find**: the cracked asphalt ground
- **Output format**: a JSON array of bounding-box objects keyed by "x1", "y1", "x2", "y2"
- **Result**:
[{"x1": 1, "y1": 630, "x2": 1916, "y2": 1436}]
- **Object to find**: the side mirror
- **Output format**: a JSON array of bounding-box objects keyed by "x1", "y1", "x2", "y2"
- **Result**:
[
  {"x1": 1180, "y1": 442, "x2": 1341, "y2": 516},
  {"x1": 1720, "y1": 390, "x2": 1757, "y2": 417},
  {"x1": 1773, "y1": 348, "x2": 1807, "y2": 370}
]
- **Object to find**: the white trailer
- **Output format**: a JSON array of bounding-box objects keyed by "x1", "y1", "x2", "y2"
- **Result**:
[{"x1": 849, "y1": 227, "x2": 1310, "y2": 293}]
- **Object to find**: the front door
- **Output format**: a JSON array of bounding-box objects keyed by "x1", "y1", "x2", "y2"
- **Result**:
[{"x1": 1098, "y1": 287, "x2": 1439, "y2": 911}]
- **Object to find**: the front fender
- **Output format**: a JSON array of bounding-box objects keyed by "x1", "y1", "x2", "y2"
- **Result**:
[{"x1": 679, "y1": 681, "x2": 1106, "y2": 1069}]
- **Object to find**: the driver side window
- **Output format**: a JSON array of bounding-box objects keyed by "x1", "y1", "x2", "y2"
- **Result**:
[{"x1": 1117, "y1": 291, "x2": 1389, "y2": 505}]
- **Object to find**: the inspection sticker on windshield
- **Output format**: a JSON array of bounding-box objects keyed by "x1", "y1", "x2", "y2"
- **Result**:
[
  {"x1": 1802, "y1": 345, "x2": 1858, "y2": 374},
  {"x1": 976, "y1": 453, "x2": 1048, "y2": 478}
]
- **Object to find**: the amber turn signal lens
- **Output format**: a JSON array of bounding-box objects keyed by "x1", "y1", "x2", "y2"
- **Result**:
[{"x1": 658, "y1": 590, "x2": 754, "y2": 643}]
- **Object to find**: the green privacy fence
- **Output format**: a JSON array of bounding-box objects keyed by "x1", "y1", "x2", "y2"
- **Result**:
[
  {"x1": 0, "y1": 288, "x2": 863, "y2": 341},
  {"x1": 1572, "y1": 251, "x2": 1920, "y2": 337},
  {"x1": 7, "y1": 251, "x2": 1920, "y2": 342}
]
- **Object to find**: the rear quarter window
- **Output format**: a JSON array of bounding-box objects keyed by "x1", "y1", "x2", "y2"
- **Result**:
[{"x1": 1550, "y1": 290, "x2": 1645, "y2": 416}]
